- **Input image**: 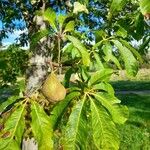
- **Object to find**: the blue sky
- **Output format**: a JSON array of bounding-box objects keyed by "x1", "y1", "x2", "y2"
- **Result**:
[{"x1": 0, "y1": 20, "x2": 29, "y2": 49}]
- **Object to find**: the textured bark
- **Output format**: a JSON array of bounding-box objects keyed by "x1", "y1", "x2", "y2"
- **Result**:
[{"x1": 22, "y1": 1, "x2": 50, "y2": 150}]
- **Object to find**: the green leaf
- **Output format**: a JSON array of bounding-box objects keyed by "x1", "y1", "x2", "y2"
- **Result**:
[
  {"x1": 67, "y1": 35, "x2": 90, "y2": 66},
  {"x1": 139, "y1": 0, "x2": 150, "y2": 15},
  {"x1": 43, "y1": 8, "x2": 57, "y2": 31},
  {"x1": 50, "y1": 91, "x2": 80, "y2": 128},
  {"x1": 112, "y1": 40, "x2": 138, "y2": 76},
  {"x1": 90, "y1": 97, "x2": 120, "y2": 150},
  {"x1": 63, "y1": 68, "x2": 74, "y2": 88},
  {"x1": 88, "y1": 69, "x2": 113, "y2": 87},
  {"x1": 108, "y1": 0, "x2": 127, "y2": 20},
  {"x1": 134, "y1": 13, "x2": 144, "y2": 40},
  {"x1": 109, "y1": 0, "x2": 127, "y2": 13},
  {"x1": 31, "y1": 29, "x2": 50, "y2": 48},
  {"x1": 0, "y1": 104, "x2": 25, "y2": 150},
  {"x1": 93, "y1": 82, "x2": 115, "y2": 96},
  {"x1": 91, "y1": 92, "x2": 128, "y2": 124},
  {"x1": 57, "y1": 15, "x2": 67, "y2": 29},
  {"x1": 116, "y1": 26, "x2": 127, "y2": 38},
  {"x1": 64, "y1": 21, "x2": 75, "y2": 33},
  {"x1": 93, "y1": 52, "x2": 104, "y2": 70},
  {"x1": 103, "y1": 42, "x2": 121, "y2": 69},
  {"x1": 62, "y1": 96, "x2": 87, "y2": 150},
  {"x1": 31, "y1": 101, "x2": 53, "y2": 150},
  {"x1": 0, "y1": 96, "x2": 20, "y2": 114},
  {"x1": 119, "y1": 39, "x2": 143, "y2": 63},
  {"x1": 73, "y1": 2, "x2": 89, "y2": 14}
]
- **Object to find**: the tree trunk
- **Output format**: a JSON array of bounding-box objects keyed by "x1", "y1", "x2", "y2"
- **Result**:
[{"x1": 22, "y1": 1, "x2": 50, "y2": 150}]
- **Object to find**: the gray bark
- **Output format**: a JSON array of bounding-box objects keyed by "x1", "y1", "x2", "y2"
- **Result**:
[{"x1": 22, "y1": 1, "x2": 50, "y2": 150}]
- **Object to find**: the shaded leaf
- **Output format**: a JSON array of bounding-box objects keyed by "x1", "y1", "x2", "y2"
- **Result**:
[
  {"x1": 62, "y1": 96, "x2": 87, "y2": 150},
  {"x1": 31, "y1": 29, "x2": 50, "y2": 48},
  {"x1": 31, "y1": 101, "x2": 53, "y2": 150},
  {"x1": 50, "y1": 91, "x2": 80, "y2": 128},
  {"x1": 0, "y1": 96, "x2": 20, "y2": 115}
]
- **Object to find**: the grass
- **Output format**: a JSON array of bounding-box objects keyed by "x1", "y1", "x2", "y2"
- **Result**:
[
  {"x1": 117, "y1": 94, "x2": 150, "y2": 150},
  {"x1": 111, "y1": 80, "x2": 150, "y2": 91}
]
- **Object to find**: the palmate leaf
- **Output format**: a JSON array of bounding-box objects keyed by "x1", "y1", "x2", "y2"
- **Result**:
[
  {"x1": 50, "y1": 91, "x2": 80, "y2": 128},
  {"x1": 88, "y1": 68, "x2": 113, "y2": 87},
  {"x1": 67, "y1": 35, "x2": 90, "y2": 66},
  {"x1": 62, "y1": 96, "x2": 88, "y2": 150},
  {"x1": 0, "y1": 104, "x2": 26, "y2": 150},
  {"x1": 31, "y1": 101, "x2": 53, "y2": 150},
  {"x1": 91, "y1": 92, "x2": 128, "y2": 124},
  {"x1": 90, "y1": 97, "x2": 120, "y2": 150},
  {"x1": 112, "y1": 40, "x2": 138, "y2": 76}
]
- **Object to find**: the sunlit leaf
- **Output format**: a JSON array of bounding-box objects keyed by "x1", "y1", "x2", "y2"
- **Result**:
[
  {"x1": 88, "y1": 69, "x2": 113, "y2": 87},
  {"x1": 93, "y1": 52, "x2": 104, "y2": 70},
  {"x1": 31, "y1": 101, "x2": 53, "y2": 150},
  {"x1": 91, "y1": 92, "x2": 128, "y2": 124},
  {"x1": 43, "y1": 8, "x2": 57, "y2": 31},
  {"x1": 116, "y1": 26, "x2": 127, "y2": 38},
  {"x1": 112, "y1": 40, "x2": 138, "y2": 76},
  {"x1": 93, "y1": 82, "x2": 115, "y2": 96},
  {"x1": 103, "y1": 42, "x2": 121, "y2": 69},
  {"x1": 90, "y1": 97, "x2": 120, "y2": 150},
  {"x1": 73, "y1": 2, "x2": 89, "y2": 14},
  {"x1": 139, "y1": 0, "x2": 150, "y2": 15},
  {"x1": 57, "y1": 15, "x2": 67, "y2": 29},
  {"x1": 62, "y1": 96, "x2": 87, "y2": 150},
  {"x1": 67, "y1": 35, "x2": 90, "y2": 66},
  {"x1": 119, "y1": 39, "x2": 143, "y2": 63},
  {"x1": 64, "y1": 21, "x2": 75, "y2": 33},
  {"x1": 0, "y1": 104, "x2": 26, "y2": 150}
]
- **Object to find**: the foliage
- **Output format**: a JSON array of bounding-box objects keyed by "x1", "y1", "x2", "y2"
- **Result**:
[
  {"x1": 0, "y1": 45, "x2": 29, "y2": 84},
  {"x1": 0, "y1": 0, "x2": 149, "y2": 150}
]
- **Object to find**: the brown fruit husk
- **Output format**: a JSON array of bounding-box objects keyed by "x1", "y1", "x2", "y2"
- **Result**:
[{"x1": 41, "y1": 72, "x2": 66, "y2": 102}]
